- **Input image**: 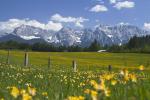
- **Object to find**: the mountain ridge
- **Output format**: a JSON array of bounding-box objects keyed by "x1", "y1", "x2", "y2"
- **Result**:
[{"x1": 0, "y1": 24, "x2": 149, "y2": 46}]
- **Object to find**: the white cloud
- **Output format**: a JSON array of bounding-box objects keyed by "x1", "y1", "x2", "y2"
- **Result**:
[
  {"x1": 0, "y1": 19, "x2": 63, "y2": 33},
  {"x1": 114, "y1": 1, "x2": 135, "y2": 10},
  {"x1": 95, "y1": 19, "x2": 100, "y2": 23},
  {"x1": 94, "y1": 24, "x2": 100, "y2": 29},
  {"x1": 75, "y1": 22, "x2": 84, "y2": 28},
  {"x1": 144, "y1": 23, "x2": 150, "y2": 31},
  {"x1": 118, "y1": 22, "x2": 129, "y2": 25},
  {"x1": 0, "y1": 19, "x2": 26, "y2": 33},
  {"x1": 0, "y1": 14, "x2": 88, "y2": 33},
  {"x1": 90, "y1": 5, "x2": 108, "y2": 12},
  {"x1": 46, "y1": 21, "x2": 63, "y2": 31},
  {"x1": 109, "y1": 0, "x2": 117, "y2": 4},
  {"x1": 51, "y1": 14, "x2": 88, "y2": 28}
]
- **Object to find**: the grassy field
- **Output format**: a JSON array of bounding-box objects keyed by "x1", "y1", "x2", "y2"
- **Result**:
[
  {"x1": 0, "y1": 50, "x2": 150, "y2": 70},
  {"x1": 0, "y1": 50, "x2": 150, "y2": 100}
]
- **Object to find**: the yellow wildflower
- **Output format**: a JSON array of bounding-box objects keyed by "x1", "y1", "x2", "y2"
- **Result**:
[
  {"x1": 130, "y1": 74, "x2": 137, "y2": 83},
  {"x1": 124, "y1": 75, "x2": 130, "y2": 81},
  {"x1": 120, "y1": 69, "x2": 129, "y2": 76},
  {"x1": 99, "y1": 79, "x2": 106, "y2": 90},
  {"x1": 80, "y1": 82, "x2": 85, "y2": 87},
  {"x1": 0, "y1": 98, "x2": 4, "y2": 100},
  {"x1": 22, "y1": 93, "x2": 32, "y2": 100},
  {"x1": 111, "y1": 80, "x2": 117, "y2": 85},
  {"x1": 104, "y1": 88, "x2": 111, "y2": 97},
  {"x1": 42, "y1": 92, "x2": 48, "y2": 96},
  {"x1": 28, "y1": 87, "x2": 36, "y2": 96},
  {"x1": 139, "y1": 65, "x2": 144, "y2": 71},
  {"x1": 78, "y1": 96, "x2": 85, "y2": 100},
  {"x1": 67, "y1": 96, "x2": 85, "y2": 100},
  {"x1": 84, "y1": 89, "x2": 90, "y2": 94},
  {"x1": 90, "y1": 80, "x2": 100, "y2": 90},
  {"x1": 20, "y1": 89, "x2": 26, "y2": 95},
  {"x1": 91, "y1": 90, "x2": 98, "y2": 97},
  {"x1": 90, "y1": 80, "x2": 97, "y2": 86},
  {"x1": 105, "y1": 74, "x2": 112, "y2": 80},
  {"x1": 91, "y1": 90, "x2": 98, "y2": 100},
  {"x1": 11, "y1": 86, "x2": 20, "y2": 98}
]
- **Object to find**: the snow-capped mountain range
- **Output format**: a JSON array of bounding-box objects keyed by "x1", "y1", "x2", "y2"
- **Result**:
[{"x1": 0, "y1": 24, "x2": 150, "y2": 46}]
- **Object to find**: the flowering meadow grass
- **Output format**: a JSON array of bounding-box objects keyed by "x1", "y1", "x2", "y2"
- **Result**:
[{"x1": 0, "y1": 50, "x2": 150, "y2": 100}]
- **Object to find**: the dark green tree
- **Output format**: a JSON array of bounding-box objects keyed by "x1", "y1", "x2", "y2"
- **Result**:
[{"x1": 88, "y1": 39, "x2": 101, "y2": 51}]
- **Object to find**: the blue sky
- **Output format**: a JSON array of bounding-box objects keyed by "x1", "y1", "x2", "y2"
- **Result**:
[{"x1": 0, "y1": 0, "x2": 150, "y2": 32}]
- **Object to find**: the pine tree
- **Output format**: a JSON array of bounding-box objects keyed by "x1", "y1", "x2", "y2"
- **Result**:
[{"x1": 88, "y1": 39, "x2": 101, "y2": 51}]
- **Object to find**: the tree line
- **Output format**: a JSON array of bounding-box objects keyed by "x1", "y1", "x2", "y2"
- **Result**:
[
  {"x1": 108, "y1": 35, "x2": 150, "y2": 53},
  {"x1": 0, "y1": 39, "x2": 102, "y2": 52},
  {"x1": 0, "y1": 35, "x2": 150, "y2": 53}
]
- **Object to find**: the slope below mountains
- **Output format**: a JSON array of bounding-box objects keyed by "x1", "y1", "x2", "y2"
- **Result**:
[{"x1": 0, "y1": 24, "x2": 149, "y2": 46}]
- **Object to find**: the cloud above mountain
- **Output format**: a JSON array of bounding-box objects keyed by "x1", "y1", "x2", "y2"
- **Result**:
[
  {"x1": 0, "y1": 19, "x2": 63, "y2": 33},
  {"x1": 89, "y1": 0, "x2": 135, "y2": 14},
  {"x1": 114, "y1": 1, "x2": 135, "y2": 10},
  {"x1": 89, "y1": 5, "x2": 108, "y2": 12},
  {"x1": 144, "y1": 23, "x2": 150, "y2": 31},
  {"x1": 51, "y1": 14, "x2": 89, "y2": 28},
  {"x1": 0, "y1": 14, "x2": 89, "y2": 34},
  {"x1": 109, "y1": 0, "x2": 117, "y2": 4}
]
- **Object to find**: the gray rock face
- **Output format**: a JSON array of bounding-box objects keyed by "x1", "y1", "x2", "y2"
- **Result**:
[
  {"x1": 81, "y1": 28, "x2": 113, "y2": 47},
  {"x1": 0, "y1": 24, "x2": 150, "y2": 46},
  {"x1": 47, "y1": 27, "x2": 81, "y2": 46},
  {"x1": 13, "y1": 25, "x2": 52, "y2": 40}
]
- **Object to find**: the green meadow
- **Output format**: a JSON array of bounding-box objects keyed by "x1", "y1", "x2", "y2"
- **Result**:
[
  {"x1": 0, "y1": 50, "x2": 150, "y2": 70},
  {"x1": 0, "y1": 50, "x2": 150, "y2": 100}
]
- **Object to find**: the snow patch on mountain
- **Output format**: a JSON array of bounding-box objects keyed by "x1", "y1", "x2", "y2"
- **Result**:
[
  {"x1": 20, "y1": 35, "x2": 40, "y2": 40},
  {"x1": 0, "y1": 24, "x2": 150, "y2": 46}
]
